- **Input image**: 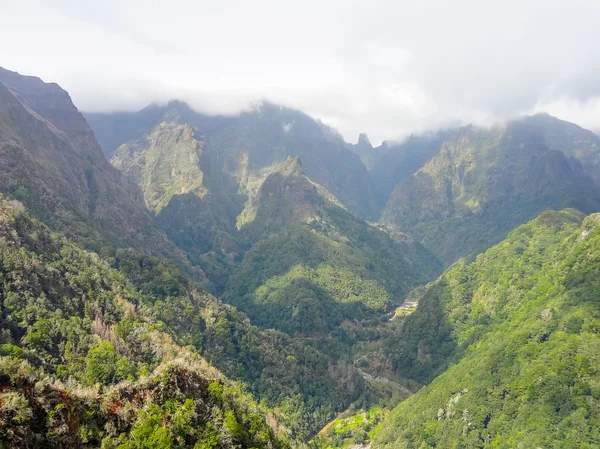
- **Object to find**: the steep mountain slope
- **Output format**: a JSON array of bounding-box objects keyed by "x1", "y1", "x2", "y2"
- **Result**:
[
  {"x1": 111, "y1": 114, "x2": 241, "y2": 284},
  {"x1": 0, "y1": 69, "x2": 365, "y2": 440},
  {"x1": 381, "y1": 121, "x2": 600, "y2": 265},
  {"x1": 370, "y1": 130, "x2": 454, "y2": 207},
  {"x1": 0, "y1": 67, "x2": 177, "y2": 258},
  {"x1": 0, "y1": 195, "x2": 363, "y2": 444},
  {"x1": 0, "y1": 197, "x2": 288, "y2": 449},
  {"x1": 522, "y1": 112, "x2": 600, "y2": 182},
  {"x1": 374, "y1": 210, "x2": 600, "y2": 448},
  {"x1": 223, "y1": 157, "x2": 442, "y2": 336},
  {"x1": 87, "y1": 101, "x2": 378, "y2": 219},
  {"x1": 111, "y1": 117, "x2": 442, "y2": 336},
  {"x1": 348, "y1": 133, "x2": 383, "y2": 170},
  {"x1": 106, "y1": 104, "x2": 442, "y2": 321}
]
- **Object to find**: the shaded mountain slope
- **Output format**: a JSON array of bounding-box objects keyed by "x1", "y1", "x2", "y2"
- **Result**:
[
  {"x1": 347, "y1": 133, "x2": 384, "y2": 170},
  {"x1": 381, "y1": 121, "x2": 600, "y2": 265},
  {"x1": 111, "y1": 115, "x2": 241, "y2": 284},
  {"x1": 521, "y1": 112, "x2": 600, "y2": 182},
  {"x1": 0, "y1": 67, "x2": 178, "y2": 258},
  {"x1": 370, "y1": 130, "x2": 454, "y2": 207}
]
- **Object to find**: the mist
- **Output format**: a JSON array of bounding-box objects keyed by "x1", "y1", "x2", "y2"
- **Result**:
[{"x1": 2, "y1": 0, "x2": 599, "y2": 144}]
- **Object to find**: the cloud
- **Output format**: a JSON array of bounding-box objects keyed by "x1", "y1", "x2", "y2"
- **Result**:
[{"x1": 1, "y1": 0, "x2": 599, "y2": 144}]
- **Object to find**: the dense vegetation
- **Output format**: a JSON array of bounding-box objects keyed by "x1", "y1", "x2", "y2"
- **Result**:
[
  {"x1": 0, "y1": 197, "x2": 288, "y2": 448},
  {"x1": 0, "y1": 69, "x2": 369, "y2": 442},
  {"x1": 314, "y1": 406, "x2": 388, "y2": 448},
  {"x1": 0, "y1": 357, "x2": 288, "y2": 449},
  {"x1": 0, "y1": 196, "x2": 363, "y2": 444},
  {"x1": 111, "y1": 124, "x2": 441, "y2": 338},
  {"x1": 223, "y1": 160, "x2": 441, "y2": 336},
  {"x1": 373, "y1": 210, "x2": 600, "y2": 448}
]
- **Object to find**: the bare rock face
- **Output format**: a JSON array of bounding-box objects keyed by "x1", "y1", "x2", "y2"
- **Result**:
[
  {"x1": 88, "y1": 101, "x2": 379, "y2": 219},
  {"x1": 112, "y1": 116, "x2": 241, "y2": 261},
  {"x1": 0, "y1": 67, "x2": 176, "y2": 256}
]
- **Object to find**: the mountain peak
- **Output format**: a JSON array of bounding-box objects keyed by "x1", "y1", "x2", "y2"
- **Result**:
[
  {"x1": 357, "y1": 133, "x2": 372, "y2": 148},
  {"x1": 280, "y1": 155, "x2": 304, "y2": 176},
  {"x1": 166, "y1": 99, "x2": 191, "y2": 109}
]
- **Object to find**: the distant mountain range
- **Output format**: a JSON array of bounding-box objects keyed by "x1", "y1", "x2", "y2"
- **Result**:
[{"x1": 380, "y1": 117, "x2": 600, "y2": 264}]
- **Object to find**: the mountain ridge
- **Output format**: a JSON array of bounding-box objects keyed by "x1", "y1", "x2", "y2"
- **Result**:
[{"x1": 380, "y1": 119, "x2": 600, "y2": 265}]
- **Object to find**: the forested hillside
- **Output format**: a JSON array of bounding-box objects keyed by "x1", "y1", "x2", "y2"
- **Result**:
[
  {"x1": 374, "y1": 210, "x2": 600, "y2": 448},
  {"x1": 0, "y1": 197, "x2": 288, "y2": 448},
  {"x1": 105, "y1": 104, "x2": 442, "y2": 339},
  {"x1": 0, "y1": 69, "x2": 370, "y2": 443},
  {"x1": 222, "y1": 156, "x2": 441, "y2": 336}
]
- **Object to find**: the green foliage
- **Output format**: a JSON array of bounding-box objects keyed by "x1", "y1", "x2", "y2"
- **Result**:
[
  {"x1": 0, "y1": 357, "x2": 288, "y2": 449},
  {"x1": 85, "y1": 341, "x2": 136, "y2": 384},
  {"x1": 0, "y1": 197, "x2": 361, "y2": 442},
  {"x1": 373, "y1": 210, "x2": 600, "y2": 448},
  {"x1": 226, "y1": 202, "x2": 441, "y2": 336},
  {"x1": 314, "y1": 407, "x2": 387, "y2": 449}
]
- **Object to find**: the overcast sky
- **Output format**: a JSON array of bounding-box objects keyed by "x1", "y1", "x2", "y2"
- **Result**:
[{"x1": 1, "y1": 0, "x2": 599, "y2": 144}]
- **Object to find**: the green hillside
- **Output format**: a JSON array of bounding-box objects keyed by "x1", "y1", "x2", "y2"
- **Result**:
[
  {"x1": 0, "y1": 197, "x2": 289, "y2": 448},
  {"x1": 374, "y1": 210, "x2": 600, "y2": 448},
  {"x1": 222, "y1": 158, "x2": 441, "y2": 336},
  {"x1": 109, "y1": 114, "x2": 442, "y2": 338}
]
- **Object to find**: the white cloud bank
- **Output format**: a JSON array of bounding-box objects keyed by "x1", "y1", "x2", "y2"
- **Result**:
[{"x1": 1, "y1": 0, "x2": 599, "y2": 143}]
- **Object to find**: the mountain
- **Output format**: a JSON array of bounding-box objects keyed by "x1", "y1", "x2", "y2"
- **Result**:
[
  {"x1": 0, "y1": 68, "x2": 365, "y2": 441},
  {"x1": 380, "y1": 120, "x2": 600, "y2": 265},
  {"x1": 0, "y1": 192, "x2": 363, "y2": 445},
  {"x1": 86, "y1": 101, "x2": 378, "y2": 219},
  {"x1": 105, "y1": 102, "x2": 441, "y2": 321},
  {"x1": 521, "y1": 113, "x2": 600, "y2": 182},
  {"x1": 104, "y1": 104, "x2": 442, "y2": 428},
  {"x1": 109, "y1": 113, "x2": 442, "y2": 334},
  {"x1": 348, "y1": 133, "x2": 383, "y2": 170},
  {"x1": 0, "y1": 67, "x2": 178, "y2": 258},
  {"x1": 373, "y1": 209, "x2": 600, "y2": 448},
  {"x1": 110, "y1": 114, "x2": 240, "y2": 285},
  {"x1": 0, "y1": 197, "x2": 289, "y2": 449},
  {"x1": 8, "y1": 64, "x2": 600, "y2": 448},
  {"x1": 370, "y1": 130, "x2": 454, "y2": 207},
  {"x1": 222, "y1": 157, "x2": 442, "y2": 336}
]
